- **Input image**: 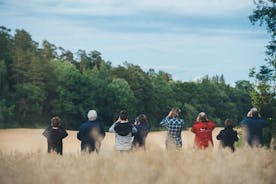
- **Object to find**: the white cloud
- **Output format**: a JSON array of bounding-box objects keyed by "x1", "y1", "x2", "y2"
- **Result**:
[
  {"x1": 3, "y1": 0, "x2": 253, "y2": 17},
  {"x1": 0, "y1": 0, "x2": 267, "y2": 84}
]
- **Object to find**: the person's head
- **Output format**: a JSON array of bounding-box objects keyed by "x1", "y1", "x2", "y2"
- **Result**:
[
  {"x1": 119, "y1": 110, "x2": 128, "y2": 121},
  {"x1": 250, "y1": 108, "x2": 260, "y2": 118},
  {"x1": 137, "y1": 114, "x2": 147, "y2": 124},
  {"x1": 51, "y1": 116, "x2": 61, "y2": 127},
  {"x1": 224, "y1": 119, "x2": 234, "y2": 128},
  {"x1": 196, "y1": 112, "x2": 208, "y2": 122},
  {"x1": 87, "y1": 110, "x2": 97, "y2": 121},
  {"x1": 170, "y1": 108, "x2": 181, "y2": 118}
]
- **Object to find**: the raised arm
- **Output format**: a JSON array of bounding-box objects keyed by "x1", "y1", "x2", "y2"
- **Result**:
[
  {"x1": 191, "y1": 123, "x2": 197, "y2": 134},
  {"x1": 234, "y1": 131, "x2": 239, "y2": 142},
  {"x1": 216, "y1": 130, "x2": 224, "y2": 140},
  {"x1": 160, "y1": 117, "x2": 169, "y2": 127},
  {"x1": 42, "y1": 126, "x2": 51, "y2": 138},
  {"x1": 59, "y1": 127, "x2": 68, "y2": 139},
  {"x1": 260, "y1": 119, "x2": 270, "y2": 128},
  {"x1": 99, "y1": 123, "x2": 106, "y2": 138},
  {"x1": 77, "y1": 125, "x2": 84, "y2": 141},
  {"x1": 132, "y1": 126, "x2": 138, "y2": 133},
  {"x1": 180, "y1": 119, "x2": 185, "y2": 126},
  {"x1": 240, "y1": 118, "x2": 248, "y2": 126},
  {"x1": 109, "y1": 123, "x2": 116, "y2": 133}
]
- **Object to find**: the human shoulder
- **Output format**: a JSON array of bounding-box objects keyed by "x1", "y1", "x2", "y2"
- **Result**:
[
  {"x1": 192, "y1": 121, "x2": 202, "y2": 128},
  {"x1": 193, "y1": 121, "x2": 200, "y2": 125},
  {"x1": 172, "y1": 117, "x2": 183, "y2": 122},
  {"x1": 208, "y1": 121, "x2": 216, "y2": 127},
  {"x1": 242, "y1": 117, "x2": 251, "y2": 123},
  {"x1": 79, "y1": 121, "x2": 93, "y2": 129}
]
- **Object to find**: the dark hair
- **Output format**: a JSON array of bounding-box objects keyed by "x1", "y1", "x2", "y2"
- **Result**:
[
  {"x1": 51, "y1": 116, "x2": 61, "y2": 127},
  {"x1": 120, "y1": 110, "x2": 128, "y2": 121},
  {"x1": 224, "y1": 119, "x2": 233, "y2": 128},
  {"x1": 138, "y1": 114, "x2": 147, "y2": 124}
]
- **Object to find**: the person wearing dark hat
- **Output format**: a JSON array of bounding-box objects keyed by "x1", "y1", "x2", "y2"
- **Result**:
[
  {"x1": 42, "y1": 116, "x2": 68, "y2": 155},
  {"x1": 77, "y1": 110, "x2": 106, "y2": 153}
]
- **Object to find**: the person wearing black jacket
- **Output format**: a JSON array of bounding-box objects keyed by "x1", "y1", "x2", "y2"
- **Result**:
[
  {"x1": 42, "y1": 116, "x2": 68, "y2": 155},
  {"x1": 217, "y1": 119, "x2": 239, "y2": 152},
  {"x1": 77, "y1": 110, "x2": 106, "y2": 153},
  {"x1": 109, "y1": 110, "x2": 137, "y2": 151}
]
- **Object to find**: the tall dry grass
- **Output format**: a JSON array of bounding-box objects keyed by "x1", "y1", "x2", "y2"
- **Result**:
[{"x1": 0, "y1": 129, "x2": 275, "y2": 184}]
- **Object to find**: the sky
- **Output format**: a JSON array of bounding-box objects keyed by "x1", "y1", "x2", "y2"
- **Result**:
[{"x1": 0, "y1": 0, "x2": 270, "y2": 84}]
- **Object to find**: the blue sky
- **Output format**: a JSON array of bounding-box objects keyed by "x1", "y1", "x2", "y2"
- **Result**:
[{"x1": 0, "y1": 0, "x2": 269, "y2": 84}]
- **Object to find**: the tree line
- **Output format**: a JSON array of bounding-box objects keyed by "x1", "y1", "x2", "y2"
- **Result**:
[{"x1": 0, "y1": 26, "x2": 255, "y2": 130}]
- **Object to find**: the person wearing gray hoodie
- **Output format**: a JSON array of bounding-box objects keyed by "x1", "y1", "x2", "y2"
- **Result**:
[{"x1": 109, "y1": 110, "x2": 137, "y2": 151}]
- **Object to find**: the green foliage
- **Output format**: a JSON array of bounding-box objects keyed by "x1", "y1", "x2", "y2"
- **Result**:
[
  {"x1": 0, "y1": 27, "x2": 253, "y2": 130},
  {"x1": 249, "y1": 0, "x2": 276, "y2": 147},
  {"x1": 249, "y1": 65, "x2": 275, "y2": 146},
  {"x1": 14, "y1": 83, "x2": 45, "y2": 125},
  {"x1": 48, "y1": 60, "x2": 97, "y2": 129},
  {"x1": 106, "y1": 78, "x2": 136, "y2": 124},
  {"x1": 249, "y1": 0, "x2": 276, "y2": 57},
  {"x1": 0, "y1": 99, "x2": 15, "y2": 127}
]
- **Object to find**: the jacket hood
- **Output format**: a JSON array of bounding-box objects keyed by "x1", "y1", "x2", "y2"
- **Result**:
[{"x1": 114, "y1": 122, "x2": 133, "y2": 136}]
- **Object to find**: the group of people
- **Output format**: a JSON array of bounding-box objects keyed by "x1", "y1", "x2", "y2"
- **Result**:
[{"x1": 42, "y1": 107, "x2": 269, "y2": 155}]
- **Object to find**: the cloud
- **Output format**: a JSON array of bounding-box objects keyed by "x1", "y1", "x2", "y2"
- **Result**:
[
  {"x1": 0, "y1": 0, "x2": 263, "y2": 39},
  {"x1": 2, "y1": 0, "x2": 253, "y2": 17},
  {"x1": 0, "y1": 0, "x2": 267, "y2": 84}
]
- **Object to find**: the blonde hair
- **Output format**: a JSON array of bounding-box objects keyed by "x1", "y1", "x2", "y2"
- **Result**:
[{"x1": 196, "y1": 112, "x2": 208, "y2": 122}]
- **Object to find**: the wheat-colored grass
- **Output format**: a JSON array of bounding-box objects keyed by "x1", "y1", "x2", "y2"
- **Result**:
[{"x1": 0, "y1": 129, "x2": 275, "y2": 184}]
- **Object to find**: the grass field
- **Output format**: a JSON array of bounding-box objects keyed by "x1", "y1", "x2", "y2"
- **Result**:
[{"x1": 0, "y1": 128, "x2": 275, "y2": 184}]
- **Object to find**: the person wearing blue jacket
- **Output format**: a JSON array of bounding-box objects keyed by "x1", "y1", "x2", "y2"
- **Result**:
[
  {"x1": 77, "y1": 110, "x2": 106, "y2": 153},
  {"x1": 132, "y1": 114, "x2": 150, "y2": 148},
  {"x1": 241, "y1": 108, "x2": 269, "y2": 147}
]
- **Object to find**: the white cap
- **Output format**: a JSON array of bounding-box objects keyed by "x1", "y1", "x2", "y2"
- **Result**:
[{"x1": 87, "y1": 110, "x2": 97, "y2": 121}]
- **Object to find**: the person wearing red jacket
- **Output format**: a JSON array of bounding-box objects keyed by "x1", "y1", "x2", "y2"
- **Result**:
[{"x1": 191, "y1": 112, "x2": 216, "y2": 149}]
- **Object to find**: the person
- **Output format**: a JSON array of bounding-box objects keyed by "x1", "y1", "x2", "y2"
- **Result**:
[
  {"x1": 160, "y1": 108, "x2": 185, "y2": 149},
  {"x1": 77, "y1": 110, "x2": 106, "y2": 153},
  {"x1": 241, "y1": 108, "x2": 269, "y2": 147},
  {"x1": 132, "y1": 114, "x2": 150, "y2": 148},
  {"x1": 42, "y1": 116, "x2": 68, "y2": 155},
  {"x1": 216, "y1": 119, "x2": 239, "y2": 152},
  {"x1": 191, "y1": 112, "x2": 216, "y2": 149},
  {"x1": 109, "y1": 110, "x2": 137, "y2": 152}
]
